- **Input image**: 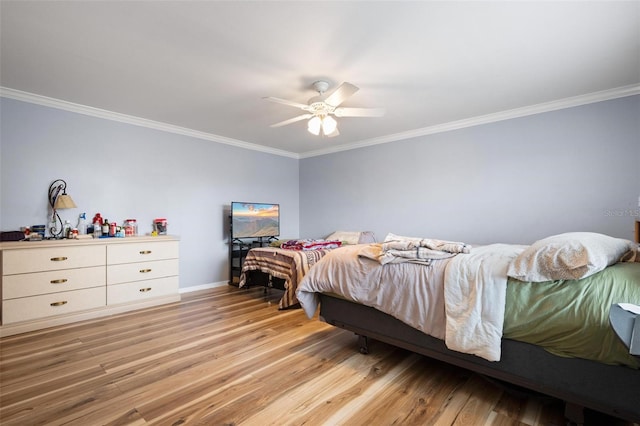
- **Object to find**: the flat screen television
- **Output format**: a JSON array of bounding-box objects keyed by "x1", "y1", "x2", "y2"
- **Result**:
[{"x1": 231, "y1": 202, "x2": 280, "y2": 239}]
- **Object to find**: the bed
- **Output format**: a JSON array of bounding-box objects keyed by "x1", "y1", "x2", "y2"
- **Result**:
[
  {"x1": 296, "y1": 233, "x2": 640, "y2": 424},
  {"x1": 239, "y1": 231, "x2": 377, "y2": 309}
]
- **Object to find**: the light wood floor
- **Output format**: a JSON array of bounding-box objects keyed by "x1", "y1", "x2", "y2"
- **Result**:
[{"x1": 0, "y1": 286, "x2": 635, "y2": 425}]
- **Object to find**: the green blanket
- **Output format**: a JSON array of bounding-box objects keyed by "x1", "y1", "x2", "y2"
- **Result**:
[{"x1": 504, "y1": 262, "x2": 640, "y2": 368}]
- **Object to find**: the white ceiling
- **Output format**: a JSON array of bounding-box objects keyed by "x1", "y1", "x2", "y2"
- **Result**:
[{"x1": 1, "y1": 1, "x2": 639, "y2": 157}]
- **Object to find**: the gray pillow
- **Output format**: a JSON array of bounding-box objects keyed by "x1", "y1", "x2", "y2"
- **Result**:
[{"x1": 358, "y1": 231, "x2": 377, "y2": 244}]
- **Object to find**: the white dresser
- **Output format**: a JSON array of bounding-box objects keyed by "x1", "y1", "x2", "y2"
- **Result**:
[
  {"x1": 107, "y1": 240, "x2": 179, "y2": 305},
  {"x1": 0, "y1": 235, "x2": 180, "y2": 336}
]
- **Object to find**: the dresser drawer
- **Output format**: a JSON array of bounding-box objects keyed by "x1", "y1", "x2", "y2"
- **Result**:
[
  {"x1": 2, "y1": 286, "x2": 106, "y2": 324},
  {"x1": 107, "y1": 259, "x2": 179, "y2": 285},
  {"x1": 3, "y1": 266, "x2": 105, "y2": 299},
  {"x1": 107, "y1": 276, "x2": 179, "y2": 305},
  {"x1": 107, "y1": 241, "x2": 179, "y2": 265},
  {"x1": 2, "y1": 245, "x2": 105, "y2": 275}
]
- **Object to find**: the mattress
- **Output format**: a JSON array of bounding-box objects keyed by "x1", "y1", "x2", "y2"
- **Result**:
[{"x1": 297, "y1": 244, "x2": 640, "y2": 367}]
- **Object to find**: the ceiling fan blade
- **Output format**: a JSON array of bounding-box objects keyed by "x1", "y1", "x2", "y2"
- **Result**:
[
  {"x1": 263, "y1": 97, "x2": 309, "y2": 110},
  {"x1": 324, "y1": 82, "x2": 359, "y2": 107},
  {"x1": 334, "y1": 107, "x2": 386, "y2": 118},
  {"x1": 270, "y1": 113, "x2": 313, "y2": 128}
]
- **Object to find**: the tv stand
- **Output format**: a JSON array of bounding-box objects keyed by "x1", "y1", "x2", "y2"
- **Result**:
[{"x1": 228, "y1": 237, "x2": 272, "y2": 286}]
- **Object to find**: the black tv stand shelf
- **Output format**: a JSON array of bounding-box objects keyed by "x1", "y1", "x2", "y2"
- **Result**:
[{"x1": 228, "y1": 237, "x2": 275, "y2": 286}]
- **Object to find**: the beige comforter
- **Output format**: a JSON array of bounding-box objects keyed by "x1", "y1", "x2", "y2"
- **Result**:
[{"x1": 297, "y1": 244, "x2": 450, "y2": 340}]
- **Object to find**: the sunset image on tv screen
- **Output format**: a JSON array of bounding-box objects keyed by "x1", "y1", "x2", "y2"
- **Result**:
[{"x1": 231, "y1": 202, "x2": 280, "y2": 238}]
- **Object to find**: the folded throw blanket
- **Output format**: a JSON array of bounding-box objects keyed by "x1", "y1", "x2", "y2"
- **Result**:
[
  {"x1": 362, "y1": 233, "x2": 472, "y2": 265},
  {"x1": 383, "y1": 233, "x2": 471, "y2": 253}
]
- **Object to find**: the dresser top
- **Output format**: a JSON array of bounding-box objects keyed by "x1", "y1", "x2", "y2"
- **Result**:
[{"x1": 0, "y1": 235, "x2": 179, "y2": 251}]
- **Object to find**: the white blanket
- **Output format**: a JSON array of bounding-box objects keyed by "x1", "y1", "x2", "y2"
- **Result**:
[{"x1": 443, "y1": 244, "x2": 525, "y2": 361}]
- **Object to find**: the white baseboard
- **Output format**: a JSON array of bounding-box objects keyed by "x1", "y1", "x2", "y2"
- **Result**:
[{"x1": 179, "y1": 281, "x2": 228, "y2": 294}]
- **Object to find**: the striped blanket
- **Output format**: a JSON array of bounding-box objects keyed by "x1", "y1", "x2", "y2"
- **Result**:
[{"x1": 239, "y1": 247, "x2": 332, "y2": 309}]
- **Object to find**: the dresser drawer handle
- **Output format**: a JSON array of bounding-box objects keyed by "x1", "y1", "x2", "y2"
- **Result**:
[
  {"x1": 50, "y1": 279, "x2": 68, "y2": 284},
  {"x1": 139, "y1": 287, "x2": 152, "y2": 293},
  {"x1": 50, "y1": 301, "x2": 68, "y2": 307},
  {"x1": 139, "y1": 268, "x2": 152, "y2": 273},
  {"x1": 50, "y1": 256, "x2": 68, "y2": 262},
  {"x1": 139, "y1": 250, "x2": 152, "y2": 255}
]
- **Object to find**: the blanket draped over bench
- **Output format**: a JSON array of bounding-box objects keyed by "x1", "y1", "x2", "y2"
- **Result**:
[{"x1": 239, "y1": 247, "x2": 332, "y2": 309}]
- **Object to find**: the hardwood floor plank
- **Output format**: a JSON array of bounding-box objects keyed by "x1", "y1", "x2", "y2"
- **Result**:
[
  {"x1": 1, "y1": 286, "x2": 634, "y2": 426},
  {"x1": 1, "y1": 348, "x2": 99, "y2": 390},
  {"x1": 304, "y1": 351, "x2": 425, "y2": 426},
  {"x1": 329, "y1": 356, "x2": 470, "y2": 426},
  {"x1": 239, "y1": 346, "x2": 404, "y2": 425},
  {"x1": 134, "y1": 320, "x2": 339, "y2": 405},
  {"x1": 451, "y1": 375, "x2": 503, "y2": 425},
  {"x1": 160, "y1": 333, "x2": 354, "y2": 424},
  {"x1": 1, "y1": 382, "x2": 122, "y2": 425},
  {"x1": 142, "y1": 330, "x2": 358, "y2": 424},
  {"x1": 0, "y1": 365, "x2": 106, "y2": 408}
]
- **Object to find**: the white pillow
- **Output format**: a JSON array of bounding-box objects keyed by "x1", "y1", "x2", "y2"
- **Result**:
[{"x1": 507, "y1": 232, "x2": 634, "y2": 282}]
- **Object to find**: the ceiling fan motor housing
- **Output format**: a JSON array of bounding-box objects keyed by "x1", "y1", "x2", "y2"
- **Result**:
[
  {"x1": 309, "y1": 81, "x2": 333, "y2": 113},
  {"x1": 312, "y1": 80, "x2": 330, "y2": 94},
  {"x1": 308, "y1": 100, "x2": 333, "y2": 115}
]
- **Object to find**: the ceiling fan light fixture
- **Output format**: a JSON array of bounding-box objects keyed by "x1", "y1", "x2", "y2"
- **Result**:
[
  {"x1": 322, "y1": 115, "x2": 337, "y2": 135},
  {"x1": 307, "y1": 116, "x2": 321, "y2": 135},
  {"x1": 266, "y1": 81, "x2": 383, "y2": 137}
]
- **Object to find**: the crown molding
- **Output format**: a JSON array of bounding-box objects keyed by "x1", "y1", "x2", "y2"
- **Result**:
[
  {"x1": 2, "y1": 84, "x2": 638, "y2": 161},
  {"x1": 298, "y1": 84, "x2": 640, "y2": 159},
  {"x1": 0, "y1": 87, "x2": 299, "y2": 159}
]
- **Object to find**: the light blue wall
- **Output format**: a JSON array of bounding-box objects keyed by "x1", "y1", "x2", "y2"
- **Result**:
[
  {"x1": 300, "y1": 95, "x2": 640, "y2": 245},
  {"x1": 2, "y1": 95, "x2": 638, "y2": 291},
  {"x1": 0, "y1": 98, "x2": 300, "y2": 289}
]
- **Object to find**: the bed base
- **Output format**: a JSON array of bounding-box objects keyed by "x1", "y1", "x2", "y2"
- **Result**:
[{"x1": 318, "y1": 293, "x2": 640, "y2": 424}]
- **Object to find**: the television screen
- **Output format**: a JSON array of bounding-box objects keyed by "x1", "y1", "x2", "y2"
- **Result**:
[{"x1": 231, "y1": 202, "x2": 280, "y2": 239}]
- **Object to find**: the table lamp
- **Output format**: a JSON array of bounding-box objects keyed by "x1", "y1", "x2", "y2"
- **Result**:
[{"x1": 48, "y1": 179, "x2": 77, "y2": 238}]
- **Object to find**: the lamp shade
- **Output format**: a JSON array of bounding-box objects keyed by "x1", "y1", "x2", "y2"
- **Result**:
[
  {"x1": 54, "y1": 194, "x2": 77, "y2": 209},
  {"x1": 307, "y1": 116, "x2": 322, "y2": 135},
  {"x1": 322, "y1": 116, "x2": 337, "y2": 135}
]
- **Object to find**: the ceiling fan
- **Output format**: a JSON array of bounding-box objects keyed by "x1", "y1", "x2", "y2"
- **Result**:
[{"x1": 264, "y1": 81, "x2": 385, "y2": 137}]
